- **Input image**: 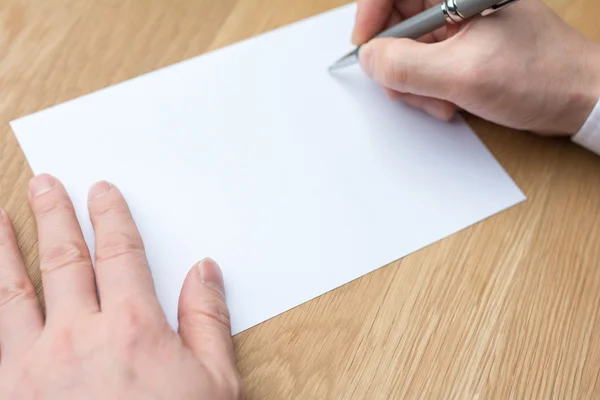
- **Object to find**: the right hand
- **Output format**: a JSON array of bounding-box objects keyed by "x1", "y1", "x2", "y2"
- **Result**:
[{"x1": 352, "y1": 0, "x2": 600, "y2": 135}]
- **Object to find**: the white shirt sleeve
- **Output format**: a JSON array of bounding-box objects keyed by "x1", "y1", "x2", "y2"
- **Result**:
[{"x1": 572, "y1": 98, "x2": 600, "y2": 155}]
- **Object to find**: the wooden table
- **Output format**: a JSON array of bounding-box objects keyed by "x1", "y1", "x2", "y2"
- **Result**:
[{"x1": 1, "y1": 0, "x2": 600, "y2": 398}]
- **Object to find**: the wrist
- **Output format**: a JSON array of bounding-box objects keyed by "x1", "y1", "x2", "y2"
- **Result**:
[{"x1": 563, "y1": 43, "x2": 600, "y2": 135}]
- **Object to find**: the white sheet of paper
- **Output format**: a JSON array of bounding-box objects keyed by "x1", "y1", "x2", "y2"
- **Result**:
[{"x1": 10, "y1": 3, "x2": 525, "y2": 334}]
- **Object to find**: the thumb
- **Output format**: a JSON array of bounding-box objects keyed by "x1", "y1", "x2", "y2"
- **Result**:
[
  {"x1": 178, "y1": 258, "x2": 237, "y2": 369},
  {"x1": 359, "y1": 38, "x2": 456, "y2": 100}
]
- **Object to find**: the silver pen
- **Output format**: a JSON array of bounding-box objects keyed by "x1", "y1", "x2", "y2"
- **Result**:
[{"x1": 329, "y1": 0, "x2": 520, "y2": 71}]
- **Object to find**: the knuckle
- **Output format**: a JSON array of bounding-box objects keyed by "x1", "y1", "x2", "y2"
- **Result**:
[
  {"x1": 49, "y1": 325, "x2": 77, "y2": 362},
  {"x1": 464, "y1": 65, "x2": 485, "y2": 92},
  {"x1": 222, "y1": 377, "x2": 245, "y2": 400},
  {"x1": 95, "y1": 231, "x2": 145, "y2": 264},
  {"x1": 230, "y1": 375, "x2": 245, "y2": 400},
  {"x1": 118, "y1": 298, "x2": 156, "y2": 340},
  {"x1": 380, "y1": 52, "x2": 407, "y2": 88},
  {"x1": 382, "y1": 64, "x2": 406, "y2": 87},
  {"x1": 210, "y1": 370, "x2": 245, "y2": 400},
  {"x1": 35, "y1": 199, "x2": 72, "y2": 221},
  {"x1": 44, "y1": 325, "x2": 88, "y2": 389},
  {"x1": 373, "y1": 41, "x2": 409, "y2": 87},
  {"x1": 0, "y1": 223, "x2": 14, "y2": 248},
  {"x1": 0, "y1": 277, "x2": 37, "y2": 308},
  {"x1": 0, "y1": 234, "x2": 11, "y2": 249},
  {"x1": 182, "y1": 298, "x2": 232, "y2": 334},
  {"x1": 457, "y1": 56, "x2": 496, "y2": 101},
  {"x1": 114, "y1": 298, "x2": 172, "y2": 362},
  {"x1": 40, "y1": 240, "x2": 90, "y2": 273},
  {"x1": 90, "y1": 195, "x2": 129, "y2": 218}
]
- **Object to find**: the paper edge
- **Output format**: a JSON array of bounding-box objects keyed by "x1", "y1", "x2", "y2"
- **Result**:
[
  {"x1": 9, "y1": 3, "x2": 358, "y2": 128},
  {"x1": 230, "y1": 193, "x2": 526, "y2": 335},
  {"x1": 7, "y1": 1, "x2": 530, "y2": 337}
]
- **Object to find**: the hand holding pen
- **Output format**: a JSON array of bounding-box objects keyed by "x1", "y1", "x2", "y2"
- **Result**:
[{"x1": 340, "y1": 0, "x2": 600, "y2": 136}]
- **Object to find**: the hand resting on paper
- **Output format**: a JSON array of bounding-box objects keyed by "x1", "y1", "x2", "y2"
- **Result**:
[
  {"x1": 353, "y1": 0, "x2": 600, "y2": 135},
  {"x1": 0, "y1": 175, "x2": 244, "y2": 399}
]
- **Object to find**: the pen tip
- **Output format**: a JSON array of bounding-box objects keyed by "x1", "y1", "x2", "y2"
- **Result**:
[{"x1": 327, "y1": 51, "x2": 359, "y2": 73}]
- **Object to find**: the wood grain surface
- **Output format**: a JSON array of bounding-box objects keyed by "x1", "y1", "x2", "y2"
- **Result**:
[{"x1": 2, "y1": 0, "x2": 600, "y2": 398}]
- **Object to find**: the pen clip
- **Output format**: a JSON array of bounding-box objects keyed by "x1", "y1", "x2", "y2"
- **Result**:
[{"x1": 481, "y1": 0, "x2": 520, "y2": 16}]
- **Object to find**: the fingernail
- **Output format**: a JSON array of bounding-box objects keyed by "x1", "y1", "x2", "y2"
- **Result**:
[
  {"x1": 88, "y1": 181, "x2": 112, "y2": 201},
  {"x1": 359, "y1": 43, "x2": 374, "y2": 77},
  {"x1": 29, "y1": 174, "x2": 55, "y2": 196},
  {"x1": 351, "y1": 31, "x2": 359, "y2": 46},
  {"x1": 197, "y1": 258, "x2": 225, "y2": 295}
]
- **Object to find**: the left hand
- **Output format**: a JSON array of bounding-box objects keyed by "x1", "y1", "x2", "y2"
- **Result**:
[{"x1": 0, "y1": 174, "x2": 244, "y2": 399}]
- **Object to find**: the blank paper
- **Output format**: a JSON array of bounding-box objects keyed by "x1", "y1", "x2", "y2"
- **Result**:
[{"x1": 10, "y1": 3, "x2": 525, "y2": 334}]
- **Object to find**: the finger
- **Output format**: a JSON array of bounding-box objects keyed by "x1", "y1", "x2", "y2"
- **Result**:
[
  {"x1": 28, "y1": 174, "x2": 99, "y2": 320},
  {"x1": 383, "y1": 8, "x2": 402, "y2": 30},
  {"x1": 0, "y1": 208, "x2": 43, "y2": 360},
  {"x1": 445, "y1": 23, "x2": 461, "y2": 38},
  {"x1": 382, "y1": 87, "x2": 402, "y2": 100},
  {"x1": 387, "y1": 2, "x2": 443, "y2": 44},
  {"x1": 394, "y1": 0, "x2": 439, "y2": 18},
  {"x1": 88, "y1": 181, "x2": 160, "y2": 312},
  {"x1": 397, "y1": 93, "x2": 458, "y2": 121},
  {"x1": 359, "y1": 37, "x2": 457, "y2": 100},
  {"x1": 431, "y1": 26, "x2": 448, "y2": 43},
  {"x1": 352, "y1": 0, "x2": 395, "y2": 45},
  {"x1": 382, "y1": 87, "x2": 457, "y2": 120},
  {"x1": 178, "y1": 258, "x2": 237, "y2": 372},
  {"x1": 378, "y1": 6, "x2": 435, "y2": 44}
]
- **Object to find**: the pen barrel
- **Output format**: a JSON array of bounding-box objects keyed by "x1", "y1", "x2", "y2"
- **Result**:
[
  {"x1": 374, "y1": 0, "x2": 507, "y2": 42},
  {"x1": 375, "y1": 6, "x2": 447, "y2": 40},
  {"x1": 455, "y1": 0, "x2": 504, "y2": 18}
]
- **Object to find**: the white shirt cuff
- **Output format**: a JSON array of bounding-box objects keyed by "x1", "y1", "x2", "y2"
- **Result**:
[{"x1": 572, "y1": 98, "x2": 600, "y2": 155}]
